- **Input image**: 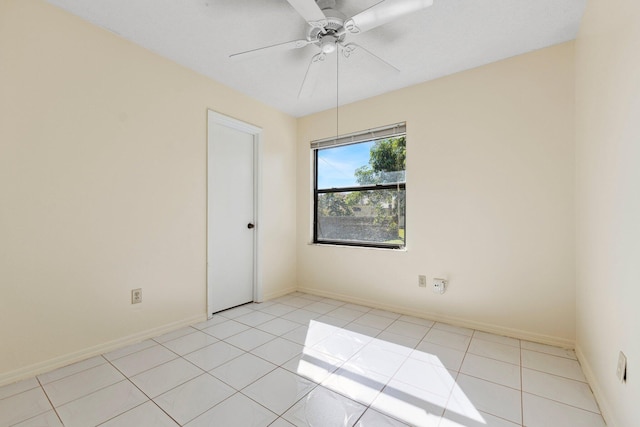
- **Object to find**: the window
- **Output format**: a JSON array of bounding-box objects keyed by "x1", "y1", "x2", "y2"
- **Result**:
[{"x1": 312, "y1": 123, "x2": 406, "y2": 249}]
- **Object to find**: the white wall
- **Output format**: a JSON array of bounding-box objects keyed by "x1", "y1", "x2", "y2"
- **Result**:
[
  {"x1": 575, "y1": 0, "x2": 640, "y2": 425},
  {"x1": 0, "y1": 0, "x2": 297, "y2": 384},
  {"x1": 297, "y1": 43, "x2": 576, "y2": 346}
]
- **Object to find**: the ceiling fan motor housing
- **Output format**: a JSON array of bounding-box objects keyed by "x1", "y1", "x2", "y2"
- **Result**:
[{"x1": 308, "y1": 6, "x2": 346, "y2": 44}]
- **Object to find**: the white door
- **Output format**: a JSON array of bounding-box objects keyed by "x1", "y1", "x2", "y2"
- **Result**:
[{"x1": 207, "y1": 111, "x2": 261, "y2": 315}]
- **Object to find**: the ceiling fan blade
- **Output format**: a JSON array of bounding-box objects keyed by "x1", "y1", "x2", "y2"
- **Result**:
[
  {"x1": 230, "y1": 39, "x2": 313, "y2": 61},
  {"x1": 340, "y1": 43, "x2": 400, "y2": 72},
  {"x1": 298, "y1": 53, "x2": 326, "y2": 98},
  {"x1": 286, "y1": 0, "x2": 327, "y2": 28},
  {"x1": 344, "y1": 0, "x2": 433, "y2": 34}
]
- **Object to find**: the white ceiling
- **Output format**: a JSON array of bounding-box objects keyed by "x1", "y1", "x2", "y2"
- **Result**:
[{"x1": 46, "y1": 0, "x2": 586, "y2": 117}]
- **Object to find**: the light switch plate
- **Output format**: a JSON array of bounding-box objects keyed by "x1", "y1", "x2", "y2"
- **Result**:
[
  {"x1": 617, "y1": 351, "x2": 627, "y2": 383},
  {"x1": 418, "y1": 275, "x2": 427, "y2": 287}
]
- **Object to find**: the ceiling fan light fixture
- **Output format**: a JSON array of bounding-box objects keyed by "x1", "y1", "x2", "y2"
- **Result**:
[{"x1": 320, "y1": 35, "x2": 338, "y2": 54}]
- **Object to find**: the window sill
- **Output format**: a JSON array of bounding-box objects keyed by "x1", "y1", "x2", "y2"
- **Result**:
[{"x1": 308, "y1": 242, "x2": 407, "y2": 252}]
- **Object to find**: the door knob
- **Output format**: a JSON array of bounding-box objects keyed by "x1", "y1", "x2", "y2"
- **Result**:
[{"x1": 247, "y1": 223, "x2": 255, "y2": 229}]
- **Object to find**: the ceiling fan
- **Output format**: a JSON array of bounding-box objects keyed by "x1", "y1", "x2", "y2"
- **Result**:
[{"x1": 230, "y1": 0, "x2": 434, "y2": 98}]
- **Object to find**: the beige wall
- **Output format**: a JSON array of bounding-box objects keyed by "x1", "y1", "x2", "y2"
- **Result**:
[
  {"x1": 575, "y1": 0, "x2": 640, "y2": 425},
  {"x1": 0, "y1": 0, "x2": 297, "y2": 383},
  {"x1": 297, "y1": 43, "x2": 576, "y2": 345},
  {"x1": 7, "y1": 5, "x2": 636, "y2": 423}
]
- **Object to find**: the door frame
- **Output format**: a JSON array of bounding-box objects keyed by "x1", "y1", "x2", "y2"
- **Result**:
[{"x1": 207, "y1": 110, "x2": 263, "y2": 317}]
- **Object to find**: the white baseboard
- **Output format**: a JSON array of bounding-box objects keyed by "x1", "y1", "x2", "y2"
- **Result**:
[
  {"x1": 0, "y1": 314, "x2": 206, "y2": 388},
  {"x1": 575, "y1": 345, "x2": 616, "y2": 427},
  {"x1": 297, "y1": 286, "x2": 575, "y2": 349},
  {"x1": 263, "y1": 286, "x2": 297, "y2": 301}
]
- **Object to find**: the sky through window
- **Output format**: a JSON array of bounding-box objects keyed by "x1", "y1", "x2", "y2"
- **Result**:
[{"x1": 317, "y1": 141, "x2": 374, "y2": 189}]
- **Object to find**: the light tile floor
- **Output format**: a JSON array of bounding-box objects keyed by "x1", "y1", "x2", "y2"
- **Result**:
[{"x1": 0, "y1": 292, "x2": 606, "y2": 426}]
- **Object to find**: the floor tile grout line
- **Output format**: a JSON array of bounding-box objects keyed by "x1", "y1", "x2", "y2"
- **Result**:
[
  {"x1": 174, "y1": 387, "x2": 240, "y2": 426},
  {"x1": 461, "y1": 325, "x2": 474, "y2": 356},
  {"x1": 238, "y1": 379, "x2": 316, "y2": 421},
  {"x1": 33, "y1": 376, "x2": 65, "y2": 427},
  {"x1": 157, "y1": 332, "x2": 220, "y2": 351},
  {"x1": 145, "y1": 392, "x2": 182, "y2": 426},
  {"x1": 93, "y1": 400, "x2": 174, "y2": 427},
  {"x1": 123, "y1": 350, "x2": 209, "y2": 393},
  {"x1": 440, "y1": 368, "x2": 461, "y2": 425},
  {"x1": 36, "y1": 354, "x2": 110, "y2": 386},
  {"x1": 464, "y1": 349, "x2": 522, "y2": 367},
  {"x1": 519, "y1": 365, "x2": 588, "y2": 383},
  {"x1": 152, "y1": 326, "x2": 201, "y2": 345},
  {"x1": 455, "y1": 371, "x2": 522, "y2": 393},
  {"x1": 521, "y1": 390, "x2": 603, "y2": 415},
  {"x1": 351, "y1": 409, "x2": 368, "y2": 427},
  {"x1": 0, "y1": 380, "x2": 43, "y2": 403},
  {"x1": 274, "y1": 381, "x2": 321, "y2": 421},
  {"x1": 521, "y1": 346, "x2": 579, "y2": 361},
  {"x1": 218, "y1": 329, "x2": 280, "y2": 352},
  {"x1": 150, "y1": 399, "x2": 183, "y2": 427},
  {"x1": 208, "y1": 354, "x2": 279, "y2": 393},
  {"x1": 109, "y1": 344, "x2": 183, "y2": 379},
  {"x1": 367, "y1": 402, "x2": 411, "y2": 426},
  {"x1": 38, "y1": 361, "x2": 131, "y2": 407},
  {"x1": 450, "y1": 375, "x2": 524, "y2": 426},
  {"x1": 473, "y1": 330, "x2": 522, "y2": 345},
  {"x1": 112, "y1": 354, "x2": 231, "y2": 427},
  {"x1": 470, "y1": 334, "x2": 522, "y2": 349},
  {"x1": 103, "y1": 340, "x2": 166, "y2": 363},
  {"x1": 228, "y1": 390, "x2": 280, "y2": 425},
  {"x1": 476, "y1": 409, "x2": 526, "y2": 427},
  {"x1": 42, "y1": 377, "x2": 136, "y2": 423},
  {"x1": 520, "y1": 337, "x2": 525, "y2": 426},
  {"x1": 392, "y1": 321, "x2": 433, "y2": 343}
]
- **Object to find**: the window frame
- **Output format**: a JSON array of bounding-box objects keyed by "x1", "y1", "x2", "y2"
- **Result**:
[{"x1": 312, "y1": 126, "x2": 407, "y2": 250}]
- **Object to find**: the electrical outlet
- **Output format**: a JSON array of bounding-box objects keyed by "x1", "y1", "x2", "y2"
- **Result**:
[
  {"x1": 433, "y1": 278, "x2": 447, "y2": 294},
  {"x1": 617, "y1": 351, "x2": 627, "y2": 383},
  {"x1": 418, "y1": 275, "x2": 427, "y2": 287},
  {"x1": 131, "y1": 288, "x2": 142, "y2": 304}
]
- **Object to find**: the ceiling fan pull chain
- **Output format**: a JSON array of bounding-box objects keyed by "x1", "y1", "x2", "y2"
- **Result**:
[{"x1": 336, "y1": 44, "x2": 339, "y2": 139}]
